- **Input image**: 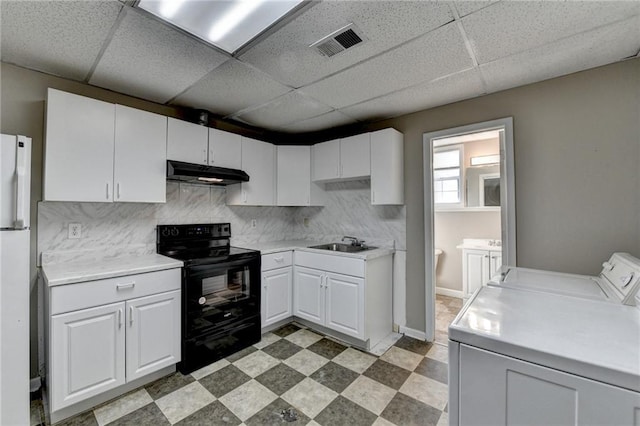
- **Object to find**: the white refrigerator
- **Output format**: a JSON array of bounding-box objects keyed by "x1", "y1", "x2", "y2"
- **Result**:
[{"x1": 0, "y1": 134, "x2": 31, "y2": 425}]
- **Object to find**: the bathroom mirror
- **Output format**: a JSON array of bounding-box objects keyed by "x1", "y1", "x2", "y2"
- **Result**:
[{"x1": 465, "y1": 165, "x2": 500, "y2": 207}]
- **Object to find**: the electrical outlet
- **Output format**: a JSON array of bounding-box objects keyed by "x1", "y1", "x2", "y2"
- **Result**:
[
  {"x1": 303, "y1": 217, "x2": 310, "y2": 227},
  {"x1": 68, "y1": 223, "x2": 82, "y2": 239},
  {"x1": 251, "y1": 219, "x2": 257, "y2": 229}
]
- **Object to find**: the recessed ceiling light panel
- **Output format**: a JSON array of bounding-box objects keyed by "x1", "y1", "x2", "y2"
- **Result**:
[{"x1": 137, "y1": 0, "x2": 304, "y2": 54}]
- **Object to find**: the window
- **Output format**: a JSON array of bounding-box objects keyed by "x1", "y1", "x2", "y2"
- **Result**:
[{"x1": 433, "y1": 146, "x2": 463, "y2": 205}]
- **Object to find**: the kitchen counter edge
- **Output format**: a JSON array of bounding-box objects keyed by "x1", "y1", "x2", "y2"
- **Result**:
[{"x1": 42, "y1": 254, "x2": 184, "y2": 287}]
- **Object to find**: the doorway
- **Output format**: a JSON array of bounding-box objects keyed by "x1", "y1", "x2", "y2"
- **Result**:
[{"x1": 423, "y1": 118, "x2": 516, "y2": 342}]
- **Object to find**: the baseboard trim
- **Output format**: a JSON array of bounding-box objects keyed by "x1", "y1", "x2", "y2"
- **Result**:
[
  {"x1": 436, "y1": 287, "x2": 463, "y2": 298},
  {"x1": 399, "y1": 326, "x2": 426, "y2": 341},
  {"x1": 30, "y1": 377, "x2": 41, "y2": 393}
]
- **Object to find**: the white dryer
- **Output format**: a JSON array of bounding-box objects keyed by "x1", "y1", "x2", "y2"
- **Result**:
[{"x1": 488, "y1": 252, "x2": 640, "y2": 305}]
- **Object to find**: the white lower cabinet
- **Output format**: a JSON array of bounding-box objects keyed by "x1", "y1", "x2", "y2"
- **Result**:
[
  {"x1": 324, "y1": 272, "x2": 364, "y2": 339},
  {"x1": 47, "y1": 269, "x2": 181, "y2": 414},
  {"x1": 261, "y1": 252, "x2": 293, "y2": 328},
  {"x1": 51, "y1": 302, "x2": 126, "y2": 410},
  {"x1": 454, "y1": 344, "x2": 640, "y2": 426},
  {"x1": 462, "y1": 248, "x2": 502, "y2": 298},
  {"x1": 125, "y1": 291, "x2": 181, "y2": 381},
  {"x1": 293, "y1": 266, "x2": 326, "y2": 326},
  {"x1": 293, "y1": 251, "x2": 390, "y2": 345}
]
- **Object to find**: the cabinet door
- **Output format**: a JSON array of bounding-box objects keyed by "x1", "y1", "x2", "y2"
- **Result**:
[
  {"x1": 325, "y1": 272, "x2": 364, "y2": 339},
  {"x1": 293, "y1": 266, "x2": 325, "y2": 325},
  {"x1": 489, "y1": 251, "x2": 502, "y2": 277},
  {"x1": 262, "y1": 267, "x2": 293, "y2": 327},
  {"x1": 209, "y1": 128, "x2": 241, "y2": 169},
  {"x1": 44, "y1": 88, "x2": 115, "y2": 202},
  {"x1": 277, "y1": 146, "x2": 310, "y2": 206},
  {"x1": 126, "y1": 290, "x2": 181, "y2": 381},
  {"x1": 240, "y1": 137, "x2": 275, "y2": 205},
  {"x1": 370, "y1": 128, "x2": 404, "y2": 205},
  {"x1": 50, "y1": 302, "x2": 125, "y2": 411},
  {"x1": 459, "y1": 344, "x2": 640, "y2": 426},
  {"x1": 114, "y1": 105, "x2": 167, "y2": 203},
  {"x1": 166, "y1": 118, "x2": 208, "y2": 165},
  {"x1": 340, "y1": 133, "x2": 370, "y2": 179},
  {"x1": 463, "y1": 249, "x2": 489, "y2": 298},
  {"x1": 312, "y1": 139, "x2": 340, "y2": 181}
]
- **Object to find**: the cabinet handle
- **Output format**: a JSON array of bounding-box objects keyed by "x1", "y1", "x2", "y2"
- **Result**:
[
  {"x1": 203, "y1": 149, "x2": 208, "y2": 164},
  {"x1": 274, "y1": 257, "x2": 284, "y2": 263},
  {"x1": 210, "y1": 150, "x2": 214, "y2": 164},
  {"x1": 129, "y1": 306, "x2": 134, "y2": 326},
  {"x1": 118, "y1": 309, "x2": 122, "y2": 329},
  {"x1": 484, "y1": 255, "x2": 489, "y2": 259},
  {"x1": 117, "y1": 183, "x2": 121, "y2": 200},
  {"x1": 116, "y1": 282, "x2": 135, "y2": 290},
  {"x1": 243, "y1": 190, "x2": 247, "y2": 203},
  {"x1": 106, "y1": 183, "x2": 110, "y2": 200}
]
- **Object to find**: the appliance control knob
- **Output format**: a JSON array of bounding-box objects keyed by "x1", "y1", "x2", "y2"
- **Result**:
[
  {"x1": 602, "y1": 262, "x2": 614, "y2": 271},
  {"x1": 171, "y1": 228, "x2": 179, "y2": 236},
  {"x1": 198, "y1": 297, "x2": 206, "y2": 305},
  {"x1": 161, "y1": 228, "x2": 170, "y2": 237}
]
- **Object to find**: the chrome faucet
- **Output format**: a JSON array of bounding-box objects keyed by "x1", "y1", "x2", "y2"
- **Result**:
[{"x1": 342, "y1": 236, "x2": 364, "y2": 247}]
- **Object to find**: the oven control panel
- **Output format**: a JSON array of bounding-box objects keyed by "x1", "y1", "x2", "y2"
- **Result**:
[{"x1": 158, "y1": 223, "x2": 231, "y2": 240}]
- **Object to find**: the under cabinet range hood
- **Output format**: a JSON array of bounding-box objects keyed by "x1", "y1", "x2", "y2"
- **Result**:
[{"x1": 167, "y1": 160, "x2": 249, "y2": 186}]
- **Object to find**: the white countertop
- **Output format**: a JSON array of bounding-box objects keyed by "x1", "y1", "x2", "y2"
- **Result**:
[
  {"x1": 42, "y1": 254, "x2": 183, "y2": 287},
  {"x1": 456, "y1": 238, "x2": 502, "y2": 251},
  {"x1": 449, "y1": 286, "x2": 640, "y2": 392},
  {"x1": 235, "y1": 239, "x2": 395, "y2": 260}
]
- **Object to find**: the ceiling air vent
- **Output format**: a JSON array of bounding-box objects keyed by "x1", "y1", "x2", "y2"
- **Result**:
[{"x1": 310, "y1": 23, "x2": 366, "y2": 58}]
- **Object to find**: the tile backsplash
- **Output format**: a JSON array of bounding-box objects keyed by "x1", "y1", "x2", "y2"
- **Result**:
[{"x1": 38, "y1": 180, "x2": 406, "y2": 265}]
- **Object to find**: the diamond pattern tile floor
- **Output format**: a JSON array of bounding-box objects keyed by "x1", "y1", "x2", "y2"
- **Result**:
[{"x1": 33, "y1": 323, "x2": 453, "y2": 426}]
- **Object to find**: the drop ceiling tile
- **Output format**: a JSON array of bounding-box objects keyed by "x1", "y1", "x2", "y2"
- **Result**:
[
  {"x1": 235, "y1": 91, "x2": 333, "y2": 128},
  {"x1": 240, "y1": 1, "x2": 454, "y2": 87},
  {"x1": 480, "y1": 15, "x2": 640, "y2": 93},
  {"x1": 340, "y1": 69, "x2": 484, "y2": 122},
  {"x1": 0, "y1": 1, "x2": 122, "y2": 80},
  {"x1": 280, "y1": 111, "x2": 357, "y2": 133},
  {"x1": 463, "y1": 1, "x2": 640, "y2": 64},
  {"x1": 453, "y1": 1, "x2": 500, "y2": 18},
  {"x1": 171, "y1": 60, "x2": 291, "y2": 116},
  {"x1": 90, "y1": 8, "x2": 228, "y2": 103},
  {"x1": 301, "y1": 23, "x2": 473, "y2": 109}
]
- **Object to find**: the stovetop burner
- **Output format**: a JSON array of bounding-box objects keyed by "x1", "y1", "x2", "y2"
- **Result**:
[{"x1": 157, "y1": 223, "x2": 259, "y2": 265}]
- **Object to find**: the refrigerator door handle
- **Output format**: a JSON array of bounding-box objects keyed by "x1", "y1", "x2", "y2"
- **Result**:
[{"x1": 14, "y1": 136, "x2": 28, "y2": 229}]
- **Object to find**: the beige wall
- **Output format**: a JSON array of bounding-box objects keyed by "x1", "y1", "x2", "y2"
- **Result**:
[
  {"x1": 463, "y1": 137, "x2": 499, "y2": 169},
  {"x1": 434, "y1": 211, "x2": 501, "y2": 291},
  {"x1": 364, "y1": 58, "x2": 640, "y2": 331}
]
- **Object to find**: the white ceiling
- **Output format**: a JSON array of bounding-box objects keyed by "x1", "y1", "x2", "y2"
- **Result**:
[{"x1": 2, "y1": 1, "x2": 639, "y2": 134}]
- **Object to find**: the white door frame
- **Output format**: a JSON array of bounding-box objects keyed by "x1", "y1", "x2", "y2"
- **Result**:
[{"x1": 422, "y1": 117, "x2": 516, "y2": 341}]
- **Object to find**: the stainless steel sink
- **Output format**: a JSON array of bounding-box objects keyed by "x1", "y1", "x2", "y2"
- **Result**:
[{"x1": 309, "y1": 243, "x2": 376, "y2": 253}]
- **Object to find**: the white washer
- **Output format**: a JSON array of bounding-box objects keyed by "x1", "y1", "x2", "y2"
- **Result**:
[
  {"x1": 448, "y1": 252, "x2": 640, "y2": 426},
  {"x1": 488, "y1": 252, "x2": 640, "y2": 305}
]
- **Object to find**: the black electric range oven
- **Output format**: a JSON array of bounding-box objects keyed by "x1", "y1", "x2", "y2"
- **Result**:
[{"x1": 157, "y1": 223, "x2": 261, "y2": 374}]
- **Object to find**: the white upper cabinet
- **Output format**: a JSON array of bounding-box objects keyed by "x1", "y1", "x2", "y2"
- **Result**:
[
  {"x1": 44, "y1": 88, "x2": 116, "y2": 202},
  {"x1": 114, "y1": 105, "x2": 167, "y2": 203},
  {"x1": 370, "y1": 128, "x2": 404, "y2": 205},
  {"x1": 311, "y1": 139, "x2": 340, "y2": 181},
  {"x1": 208, "y1": 128, "x2": 241, "y2": 169},
  {"x1": 311, "y1": 134, "x2": 370, "y2": 182},
  {"x1": 45, "y1": 89, "x2": 167, "y2": 204},
  {"x1": 166, "y1": 118, "x2": 208, "y2": 165},
  {"x1": 340, "y1": 133, "x2": 370, "y2": 179},
  {"x1": 277, "y1": 145, "x2": 324, "y2": 206},
  {"x1": 227, "y1": 137, "x2": 275, "y2": 206}
]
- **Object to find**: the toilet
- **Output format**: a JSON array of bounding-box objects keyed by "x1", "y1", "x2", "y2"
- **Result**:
[{"x1": 434, "y1": 248, "x2": 443, "y2": 278}]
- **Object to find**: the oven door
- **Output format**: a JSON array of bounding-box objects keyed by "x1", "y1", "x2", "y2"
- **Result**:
[{"x1": 184, "y1": 256, "x2": 260, "y2": 338}]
